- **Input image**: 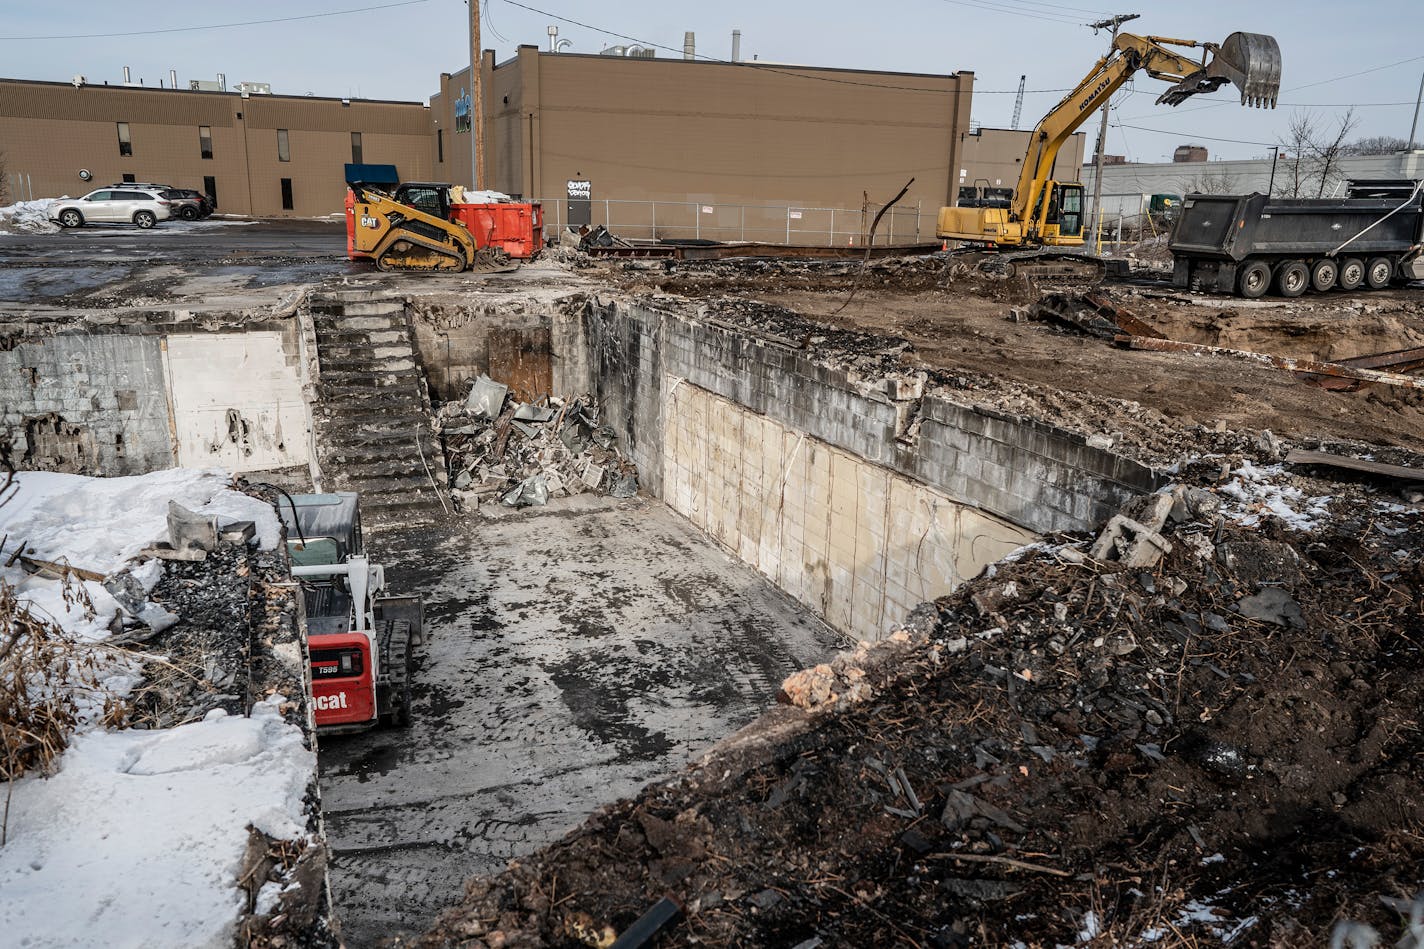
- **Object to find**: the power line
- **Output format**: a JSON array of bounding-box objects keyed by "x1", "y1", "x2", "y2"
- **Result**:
[
  {"x1": 931, "y1": 0, "x2": 1086, "y2": 26},
  {"x1": 992, "y1": 0, "x2": 1113, "y2": 15},
  {"x1": 0, "y1": 0, "x2": 429, "y2": 41},
  {"x1": 498, "y1": 0, "x2": 1073, "y2": 94},
  {"x1": 1116, "y1": 123, "x2": 1276, "y2": 147}
]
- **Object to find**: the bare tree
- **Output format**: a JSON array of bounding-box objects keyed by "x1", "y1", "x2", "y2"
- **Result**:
[
  {"x1": 1344, "y1": 135, "x2": 1410, "y2": 156},
  {"x1": 1276, "y1": 109, "x2": 1361, "y2": 198},
  {"x1": 1313, "y1": 108, "x2": 1360, "y2": 197},
  {"x1": 1277, "y1": 112, "x2": 1317, "y2": 197},
  {"x1": 0, "y1": 152, "x2": 8, "y2": 206},
  {"x1": 1178, "y1": 168, "x2": 1240, "y2": 195}
]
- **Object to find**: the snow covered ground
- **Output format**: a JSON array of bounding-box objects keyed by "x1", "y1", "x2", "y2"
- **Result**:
[
  {"x1": 0, "y1": 198, "x2": 60, "y2": 234},
  {"x1": 0, "y1": 469, "x2": 314, "y2": 949}
]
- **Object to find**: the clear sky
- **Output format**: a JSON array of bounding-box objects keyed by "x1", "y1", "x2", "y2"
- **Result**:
[{"x1": 4, "y1": 0, "x2": 1421, "y2": 162}]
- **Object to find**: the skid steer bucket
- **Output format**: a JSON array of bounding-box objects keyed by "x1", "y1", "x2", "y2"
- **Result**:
[{"x1": 1157, "y1": 31, "x2": 1281, "y2": 108}]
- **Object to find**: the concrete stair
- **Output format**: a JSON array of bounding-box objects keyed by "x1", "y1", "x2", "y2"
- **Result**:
[{"x1": 307, "y1": 293, "x2": 447, "y2": 525}]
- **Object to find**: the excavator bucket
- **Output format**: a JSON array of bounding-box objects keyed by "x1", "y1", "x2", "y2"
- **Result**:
[
  {"x1": 1209, "y1": 32, "x2": 1282, "y2": 108},
  {"x1": 1157, "y1": 31, "x2": 1281, "y2": 108}
]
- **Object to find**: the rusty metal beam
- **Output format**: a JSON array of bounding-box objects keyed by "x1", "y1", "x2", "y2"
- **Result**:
[
  {"x1": 1295, "y1": 345, "x2": 1424, "y2": 391},
  {"x1": 1116, "y1": 335, "x2": 1424, "y2": 390},
  {"x1": 1081, "y1": 290, "x2": 1167, "y2": 339}
]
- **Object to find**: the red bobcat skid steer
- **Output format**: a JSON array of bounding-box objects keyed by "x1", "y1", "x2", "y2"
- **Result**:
[{"x1": 277, "y1": 493, "x2": 422, "y2": 732}]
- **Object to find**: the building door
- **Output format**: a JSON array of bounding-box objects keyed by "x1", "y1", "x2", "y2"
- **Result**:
[{"x1": 567, "y1": 179, "x2": 591, "y2": 228}]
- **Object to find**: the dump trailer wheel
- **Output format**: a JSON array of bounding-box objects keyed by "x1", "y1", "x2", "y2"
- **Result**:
[
  {"x1": 1237, "y1": 259, "x2": 1272, "y2": 298},
  {"x1": 1310, "y1": 258, "x2": 1338, "y2": 292},
  {"x1": 1338, "y1": 257, "x2": 1365, "y2": 291},
  {"x1": 1274, "y1": 260, "x2": 1309, "y2": 298},
  {"x1": 1365, "y1": 257, "x2": 1393, "y2": 290}
]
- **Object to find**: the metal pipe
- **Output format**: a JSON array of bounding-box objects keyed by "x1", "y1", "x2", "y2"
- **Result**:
[
  {"x1": 684, "y1": 31, "x2": 695, "y2": 60},
  {"x1": 123, "y1": 66, "x2": 131, "y2": 83},
  {"x1": 731, "y1": 30, "x2": 741, "y2": 63},
  {"x1": 169, "y1": 69, "x2": 177, "y2": 89},
  {"x1": 547, "y1": 25, "x2": 558, "y2": 52}
]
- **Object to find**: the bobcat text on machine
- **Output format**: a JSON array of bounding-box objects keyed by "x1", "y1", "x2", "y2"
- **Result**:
[
  {"x1": 277, "y1": 492, "x2": 422, "y2": 732},
  {"x1": 937, "y1": 30, "x2": 1281, "y2": 258}
]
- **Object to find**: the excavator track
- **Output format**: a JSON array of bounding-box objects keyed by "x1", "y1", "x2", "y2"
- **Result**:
[
  {"x1": 374, "y1": 227, "x2": 467, "y2": 273},
  {"x1": 949, "y1": 248, "x2": 1126, "y2": 283}
]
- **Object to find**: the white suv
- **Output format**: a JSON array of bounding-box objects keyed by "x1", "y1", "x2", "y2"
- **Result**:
[{"x1": 50, "y1": 188, "x2": 173, "y2": 229}]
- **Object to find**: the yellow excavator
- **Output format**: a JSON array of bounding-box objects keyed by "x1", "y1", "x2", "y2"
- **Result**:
[
  {"x1": 349, "y1": 182, "x2": 512, "y2": 273},
  {"x1": 938, "y1": 31, "x2": 1281, "y2": 251}
]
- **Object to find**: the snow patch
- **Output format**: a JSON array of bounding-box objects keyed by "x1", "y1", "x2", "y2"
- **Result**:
[
  {"x1": 0, "y1": 696, "x2": 314, "y2": 948},
  {"x1": 1218, "y1": 462, "x2": 1332, "y2": 531},
  {"x1": 0, "y1": 198, "x2": 60, "y2": 233}
]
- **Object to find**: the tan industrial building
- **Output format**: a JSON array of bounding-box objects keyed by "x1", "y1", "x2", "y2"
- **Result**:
[
  {"x1": 431, "y1": 47, "x2": 975, "y2": 242},
  {"x1": 0, "y1": 79, "x2": 433, "y2": 217},
  {"x1": 2, "y1": 51, "x2": 1071, "y2": 237}
]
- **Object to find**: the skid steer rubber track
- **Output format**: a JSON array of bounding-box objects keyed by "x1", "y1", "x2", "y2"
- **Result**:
[
  {"x1": 377, "y1": 619, "x2": 414, "y2": 727},
  {"x1": 374, "y1": 228, "x2": 467, "y2": 273}
]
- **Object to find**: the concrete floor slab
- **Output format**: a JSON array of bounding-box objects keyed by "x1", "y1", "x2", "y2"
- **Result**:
[{"x1": 318, "y1": 495, "x2": 843, "y2": 946}]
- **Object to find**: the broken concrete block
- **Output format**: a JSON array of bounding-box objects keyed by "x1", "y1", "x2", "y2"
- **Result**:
[
  {"x1": 1169, "y1": 486, "x2": 1222, "y2": 524},
  {"x1": 1124, "y1": 491, "x2": 1175, "y2": 533},
  {"x1": 219, "y1": 520, "x2": 256, "y2": 546},
  {"x1": 167, "y1": 501, "x2": 217, "y2": 552},
  {"x1": 581, "y1": 461, "x2": 606, "y2": 490},
  {"x1": 138, "y1": 602, "x2": 181, "y2": 635},
  {"x1": 1089, "y1": 514, "x2": 1173, "y2": 568},
  {"x1": 1235, "y1": 587, "x2": 1305, "y2": 628},
  {"x1": 103, "y1": 571, "x2": 148, "y2": 616},
  {"x1": 453, "y1": 469, "x2": 473, "y2": 490}
]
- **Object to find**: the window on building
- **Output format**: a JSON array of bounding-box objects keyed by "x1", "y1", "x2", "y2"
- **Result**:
[
  {"x1": 437, "y1": 128, "x2": 443, "y2": 164},
  {"x1": 280, "y1": 178, "x2": 294, "y2": 211},
  {"x1": 203, "y1": 176, "x2": 218, "y2": 209},
  {"x1": 199, "y1": 126, "x2": 213, "y2": 160},
  {"x1": 351, "y1": 131, "x2": 363, "y2": 164},
  {"x1": 121, "y1": 174, "x2": 136, "y2": 183},
  {"x1": 277, "y1": 129, "x2": 290, "y2": 162},
  {"x1": 116, "y1": 122, "x2": 132, "y2": 157}
]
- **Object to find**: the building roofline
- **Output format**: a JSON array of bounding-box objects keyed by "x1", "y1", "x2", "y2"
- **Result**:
[
  {"x1": 445, "y1": 49, "x2": 972, "y2": 83},
  {"x1": 0, "y1": 76, "x2": 428, "y2": 107}
]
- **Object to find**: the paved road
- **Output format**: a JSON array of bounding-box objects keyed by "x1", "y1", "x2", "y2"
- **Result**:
[{"x1": 318, "y1": 496, "x2": 843, "y2": 947}]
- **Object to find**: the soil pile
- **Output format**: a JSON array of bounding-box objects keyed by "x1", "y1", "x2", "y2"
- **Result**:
[{"x1": 416, "y1": 461, "x2": 1423, "y2": 947}]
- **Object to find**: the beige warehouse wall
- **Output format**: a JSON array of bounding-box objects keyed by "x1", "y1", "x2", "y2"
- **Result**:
[{"x1": 663, "y1": 381, "x2": 1036, "y2": 641}]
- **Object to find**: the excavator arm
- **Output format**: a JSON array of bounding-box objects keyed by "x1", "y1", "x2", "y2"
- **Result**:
[{"x1": 938, "y1": 29, "x2": 1280, "y2": 249}]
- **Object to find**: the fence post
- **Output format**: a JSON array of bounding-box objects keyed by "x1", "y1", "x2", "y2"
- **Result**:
[
  {"x1": 651, "y1": 201, "x2": 656, "y2": 240},
  {"x1": 830, "y1": 208, "x2": 836, "y2": 246},
  {"x1": 786, "y1": 208, "x2": 791, "y2": 244},
  {"x1": 740, "y1": 206, "x2": 745, "y2": 242}
]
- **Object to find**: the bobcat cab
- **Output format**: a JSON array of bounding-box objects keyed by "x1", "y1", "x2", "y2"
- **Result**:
[{"x1": 278, "y1": 492, "x2": 421, "y2": 732}]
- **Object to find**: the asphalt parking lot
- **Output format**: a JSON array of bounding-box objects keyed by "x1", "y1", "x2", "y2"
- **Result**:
[{"x1": 0, "y1": 217, "x2": 356, "y2": 310}]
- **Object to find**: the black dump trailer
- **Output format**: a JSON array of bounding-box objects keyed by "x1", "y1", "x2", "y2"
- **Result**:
[{"x1": 1169, "y1": 179, "x2": 1424, "y2": 297}]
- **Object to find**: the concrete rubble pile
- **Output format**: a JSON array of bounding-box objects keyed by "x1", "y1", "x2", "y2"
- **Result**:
[{"x1": 437, "y1": 374, "x2": 638, "y2": 513}]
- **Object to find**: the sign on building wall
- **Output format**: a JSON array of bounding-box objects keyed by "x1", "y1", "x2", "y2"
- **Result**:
[
  {"x1": 454, "y1": 87, "x2": 471, "y2": 134},
  {"x1": 567, "y1": 179, "x2": 591, "y2": 228}
]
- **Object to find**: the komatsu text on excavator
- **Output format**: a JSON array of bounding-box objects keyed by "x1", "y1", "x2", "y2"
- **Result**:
[{"x1": 937, "y1": 31, "x2": 1281, "y2": 250}]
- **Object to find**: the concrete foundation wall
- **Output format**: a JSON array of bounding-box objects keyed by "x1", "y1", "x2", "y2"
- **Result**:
[
  {"x1": 574, "y1": 299, "x2": 1159, "y2": 537},
  {"x1": 665, "y1": 381, "x2": 1035, "y2": 638},
  {"x1": 2, "y1": 323, "x2": 309, "y2": 477},
  {"x1": 556, "y1": 297, "x2": 1160, "y2": 637},
  {"x1": 0, "y1": 334, "x2": 173, "y2": 474}
]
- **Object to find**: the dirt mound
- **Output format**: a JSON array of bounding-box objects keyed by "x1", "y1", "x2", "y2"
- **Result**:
[{"x1": 416, "y1": 464, "x2": 1423, "y2": 947}]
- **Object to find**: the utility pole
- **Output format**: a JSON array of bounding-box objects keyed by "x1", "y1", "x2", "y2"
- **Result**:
[
  {"x1": 468, "y1": 0, "x2": 486, "y2": 188},
  {"x1": 1087, "y1": 13, "x2": 1138, "y2": 255},
  {"x1": 1409, "y1": 70, "x2": 1424, "y2": 151}
]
